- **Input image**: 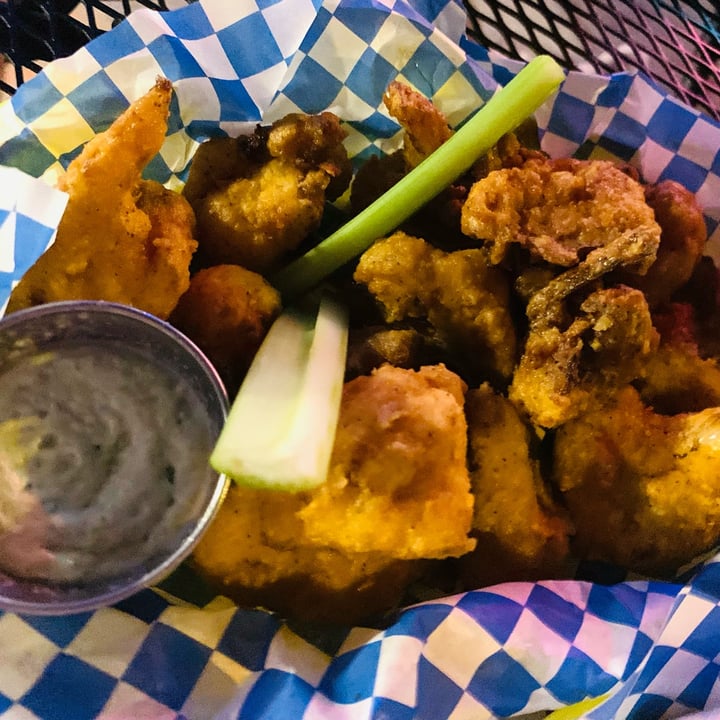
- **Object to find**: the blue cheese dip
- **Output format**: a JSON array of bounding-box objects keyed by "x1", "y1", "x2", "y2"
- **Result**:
[{"x1": 0, "y1": 342, "x2": 217, "y2": 585}]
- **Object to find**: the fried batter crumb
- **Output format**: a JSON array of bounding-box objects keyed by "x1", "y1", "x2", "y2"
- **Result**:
[
  {"x1": 461, "y1": 157, "x2": 661, "y2": 270},
  {"x1": 301, "y1": 364, "x2": 475, "y2": 559},
  {"x1": 459, "y1": 383, "x2": 571, "y2": 587},
  {"x1": 192, "y1": 363, "x2": 475, "y2": 623},
  {"x1": 184, "y1": 112, "x2": 351, "y2": 272},
  {"x1": 354, "y1": 232, "x2": 517, "y2": 380},
  {"x1": 555, "y1": 386, "x2": 720, "y2": 576},
  {"x1": 169, "y1": 264, "x2": 281, "y2": 395}
]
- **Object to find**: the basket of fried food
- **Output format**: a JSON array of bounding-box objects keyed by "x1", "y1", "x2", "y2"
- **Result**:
[{"x1": 8, "y1": 74, "x2": 718, "y2": 627}]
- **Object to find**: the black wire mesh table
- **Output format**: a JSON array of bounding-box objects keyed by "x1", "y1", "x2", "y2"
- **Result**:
[
  {"x1": 1, "y1": 0, "x2": 719, "y2": 121},
  {"x1": 465, "y1": 0, "x2": 720, "y2": 121}
]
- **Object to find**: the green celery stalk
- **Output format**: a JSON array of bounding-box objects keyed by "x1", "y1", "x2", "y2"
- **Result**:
[
  {"x1": 210, "y1": 295, "x2": 348, "y2": 491},
  {"x1": 273, "y1": 54, "x2": 565, "y2": 299}
]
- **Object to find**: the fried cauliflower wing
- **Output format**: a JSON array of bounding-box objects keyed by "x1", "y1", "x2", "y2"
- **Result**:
[
  {"x1": 461, "y1": 157, "x2": 661, "y2": 269},
  {"x1": 636, "y1": 341, "x2": 720, "y2": 415},
  {"x1": 299, "y1": 364, "x2": 475, "y2": 560},
  {"x1": 8, "y1": 77, "x2": 196, "y2": 320},
  {"x1": 350, "y1": 81, "x2": 459, "y2": 238},
  {"x1": 169, "y1": 264, "x2": 281, "y2": 395},
  {"x1": 191, "y1": 484, "x2": 419, "y2": 624},
  {"x1": 459, "y1": 383, "x2": 571, "y2": 587},
  {"x1": 510, "y1": 285, "x2": 659, "y2": 428},
  {"x1": 183, "y1": 112, "x2": 351, "y2": 271},
  {"x1": 506, "y1": 224, "x2": 661, "y2": 429},
  {"x1": 554, "y1": 386, "x2": 720, "y2": 575},
  {"x1": 193, "y1": 363, "x2": 474, "y2": 623},
  {"x1": 354, "y1": 232, "x2": 517, "y2": 380}
]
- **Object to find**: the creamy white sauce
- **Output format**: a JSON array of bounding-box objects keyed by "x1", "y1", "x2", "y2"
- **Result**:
[{"x1": 0, "y1": 344, "x2": 215, "y2": 584}]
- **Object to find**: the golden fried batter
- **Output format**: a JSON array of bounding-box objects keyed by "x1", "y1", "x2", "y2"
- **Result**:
[
  {"x1": 300, "y1": 364, "x2": 475, "y2": 559},
  {"x1": 169, "y1": 264, "x2": 281, "y2": 395},
  {"x1": 354, "y1": 232, "x2": 517, "y2": 380},
  {"x1": 193, "y1": 363, "x2": 474, "y2": 622},
  {"x1": 461, "y1": 157, "x2": 662, "y2": 269},
  {"x1": 183, "y1": 112, "x2": 351, "y2": 271},
  {"x1": 459, "y1": 383, "x2": 571, "y2": 587},
  {"x1": 637, "y1": 342, "x2": 720, "y2": 415},
  {"x1": 383, "y1": 80, "x2": 452, "y2": 168},
  {"x1": 350, "y1": 82, "x2": 452, "y2": 219},
  {"x1": 555, "y1": 386, "x2": 720, "y2": 575},
  {"x1": 191, "y1": 483, "x2": 419, "y2": 624},
  {"x1": 8, "y1": 78, "x2": 196, "y2": 320},
  {"x1": 507, "y1": 220, "x2": 662, "y2": 429},
  {"x1": 510, "y1": 285, "x2": 659, "y2": 428}
]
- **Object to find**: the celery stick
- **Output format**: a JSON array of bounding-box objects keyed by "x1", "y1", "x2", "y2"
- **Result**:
[
  {"x1": 210, "y1": 295, "x2": 348, "y2": 491},
  {"x1": 273, "y1": 55, "x2": 565, "y2": 299}
]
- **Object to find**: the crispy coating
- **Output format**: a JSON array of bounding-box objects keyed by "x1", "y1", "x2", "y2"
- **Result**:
[
  {"x1": 507, "y1": 226, "x2": 661, "y2": 429},
  {"x1": 8, "y1": 78, "x2": 196, "y2": 319},
  {"x1": 350, "y1": 82, "x2": 457, "y2": 236},
  {"x1": 192, "y1": 364, "x2": 474, "y2": 622},
  {"x1": 183, "y1": 112, "x2": 351, "y2": 271},
  {"x1": 354, "y1": 232, "x2": 517, "y2": 380},
  {"x1": 554, "y1": 386, "x2": 720, "y2": 575},
  {"x1": 459, "y1": 383, "x2": 571, "y2": 587},
  {"x1": 470, "y1": 123, "x2": 546, "y2": 180},
  {"x1": 169, "y1": 265, "x2": 281, "y2": 395},
  {"x1": 191, "y1": 484, "x2": 419, "y2": 624},
  {"x1": 299, "y1": 364, "x2": 475, "y2": 559},
  {"x1": 637, "y1": 342, "x2": 720, "y2": 415},
  {"x1": 510, "y1": 285, "x2": 659, "y2": 428},
  {"x1": 461, "y1": 157, "x2": 661, "y2": 269},
  {"x1": 383, "y1": 80, "x2": 452, "y2": 168},
  {"x1": 618, "y1": 180, "x2": 708, "y2": 307},
  {"x1": 351, "y1": 83, "x2": 541, "y2": 243}
]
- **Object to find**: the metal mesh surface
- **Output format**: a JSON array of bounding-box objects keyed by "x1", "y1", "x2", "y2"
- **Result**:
[
  {"x1": 1, "y1": 0, "x2": 720, "y2": 120},
  {"x1": 0, "y1": 0, "x2": 182, "y2": 95},
  {"x1": 465, "y1": 0, "x2": 720, "y2": 120}
]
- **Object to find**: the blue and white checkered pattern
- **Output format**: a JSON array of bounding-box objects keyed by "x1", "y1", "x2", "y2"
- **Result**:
[
  {"x1": 1, "y1": 569, "x2": 718, "y2": 719},
  {"x1": 0, "y1": 167, "x2": 67, "y2": 315},
  {"x1": 2, "y1": 0, "x2": 720, "y2": 717}
]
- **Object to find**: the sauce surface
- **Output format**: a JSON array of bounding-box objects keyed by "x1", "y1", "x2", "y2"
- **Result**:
[{"x1": 0, "y1": 343, "x2": 216, "y2": 584}]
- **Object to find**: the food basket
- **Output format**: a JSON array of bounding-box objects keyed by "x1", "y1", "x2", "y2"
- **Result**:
[{"x1": 1, "y1": 0, "x2": 720, "y2": 718}]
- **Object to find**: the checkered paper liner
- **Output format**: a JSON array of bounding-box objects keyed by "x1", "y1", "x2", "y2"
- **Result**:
[{"x1": 1, "y1": 0, "x2": 720, "y2": 717}]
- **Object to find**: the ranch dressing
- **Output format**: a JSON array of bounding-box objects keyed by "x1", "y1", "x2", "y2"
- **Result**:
[{"x1": 0, "y1": 343, "x2": 215, "y2": 584}]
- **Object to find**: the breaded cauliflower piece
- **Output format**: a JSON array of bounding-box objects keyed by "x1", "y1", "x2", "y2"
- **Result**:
[
  {"x1": 300, "y1": 364, "x2": 475, "y2": 559},
  {"x1": 183, "y1": 112, "x2": 351, "y2": 272},
  {"x1": 554, "y1": 386, "x2": 720, "y2": 575},
  {"x1": 510, "y1": 285, "x2": 659, "y2": 428},
  {"x1": 169, "y1": 264, "x2": 281, "y2": 395},
  {"x1": 459, "y1": 383, "x2": 571, "y2": 587},
  {"x1": 636, "y1": 342, "x2": 720, "y2": 415},
  {"x1": 193, "y1": 364, "x2": 474, "y2": 622},
  {"x1": 506, "y1": 221, "x2": 660, "y2": 429},
  {"x1": 8, "y1": 78, "x2": 196, "y2": 320},
  {"x1": 191, "y1": 484, "x2": 418, "y2": 624},
  {"x1": 461, "y1": 157, "x2": 661, "y2": 270},
  {"x1": 354, "y1": 232, "x2": 517, "y2": 380}
]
